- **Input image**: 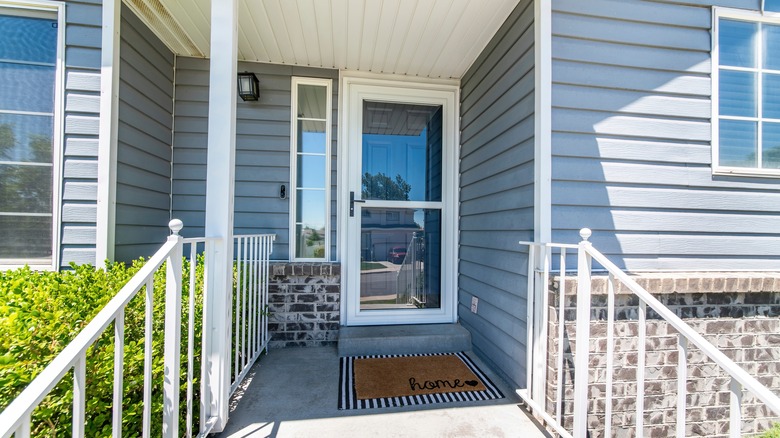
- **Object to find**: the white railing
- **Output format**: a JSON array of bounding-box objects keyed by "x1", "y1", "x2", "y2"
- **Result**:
[
  {"x1": 0, "y1": 220, "x2": 274, "y2": 438},
  {"x1": 231, "y1": 234, "x2": 274, "y2": 394},
  {"x1": 518, "y1": 229, "x2": 780, "y2": 438},
  {"x1": 396, "y1": 234, "x2": 424, "y2": 306}
]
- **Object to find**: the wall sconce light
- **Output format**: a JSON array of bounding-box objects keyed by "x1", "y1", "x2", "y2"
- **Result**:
[{"x1": 237, "y1": 72, "x2": 259, "y2": 101}]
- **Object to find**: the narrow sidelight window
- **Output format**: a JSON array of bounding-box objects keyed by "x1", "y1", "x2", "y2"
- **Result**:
[{"x1": 289, "y1": 77, "x2": 331, "y2": 260}]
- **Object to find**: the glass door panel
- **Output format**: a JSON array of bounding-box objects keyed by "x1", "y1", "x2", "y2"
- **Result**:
[
  {"x1": 358, "y1": 101, "x2": 443, "y2": 311},
  {"x1": 360, "y1": 208, "x2": 441, "y2": 310},
  {"x1": 361, "y1": 101, "x2": 442, "y2": 202}
]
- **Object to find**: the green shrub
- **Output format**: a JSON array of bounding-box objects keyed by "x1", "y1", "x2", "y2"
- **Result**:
[
  {"x1": 0, "y1": 257, "x2": 205, "y2": 437},
  {"x1": 760, "y1": 424, "x2": 780, "y2": 438}
]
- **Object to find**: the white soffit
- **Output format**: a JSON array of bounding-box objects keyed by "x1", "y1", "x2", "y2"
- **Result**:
[{"x1": 128, "y1": 0, "x2": 521, "y2": 80}]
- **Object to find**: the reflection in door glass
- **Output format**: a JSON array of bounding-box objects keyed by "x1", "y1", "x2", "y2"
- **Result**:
[
  {"x1": 361, "y1": 101, "x2": 442, "y2": 202},
  {"x1": 360, "y1": 208, "x2": 441, "y2": 310}
]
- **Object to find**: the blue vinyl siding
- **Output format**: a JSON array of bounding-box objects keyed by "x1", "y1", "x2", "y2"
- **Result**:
[
  {"x1": 550, "y1": 0, "x2": 780, "y2": 271},
  {"x1": 458, "y1": 0, "x2": 535, "y2": 388},
  {"x1": 114, "y1": 5, "x2": 174, "y2": 262},
  {"x1": 60, "y1": 0, "x2": 103, "y2": 267},
  {"x1": 171, "y1": 59, "x2": 338, "y2": 260}
]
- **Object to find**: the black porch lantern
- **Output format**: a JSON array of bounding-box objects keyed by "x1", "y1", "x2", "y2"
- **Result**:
[{"x1": 237, "y1": 72, "x2": 259, "y2": 101}]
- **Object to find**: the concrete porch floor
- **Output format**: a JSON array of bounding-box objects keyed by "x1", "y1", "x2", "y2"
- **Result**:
[{"x1": 215, "y1": 346, "x2": 549, "y2": 438}]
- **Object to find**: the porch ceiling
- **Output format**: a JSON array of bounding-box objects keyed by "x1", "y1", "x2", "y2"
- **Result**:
[{"x1": 123, "y1": 0, "x2": 521, "y2": 80}]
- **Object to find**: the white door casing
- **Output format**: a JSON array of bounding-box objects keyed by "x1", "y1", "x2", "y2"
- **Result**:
[{"x1": 338, "y1": 74, "x2": 459, "y2": 326}]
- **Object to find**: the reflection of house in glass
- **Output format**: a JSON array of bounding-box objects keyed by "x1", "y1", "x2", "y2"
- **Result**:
[
  {"x1": 360, "y1": 208, "x2": 419, "y2": 263},
  {"x1": 359, "y1": 207, "x2": 441, "y2": 310}
]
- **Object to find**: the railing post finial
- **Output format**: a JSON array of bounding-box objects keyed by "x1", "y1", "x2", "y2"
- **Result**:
[
  {"x1": 579, "y1": 228, "x2": 592, "y2": 242},
  {"x1": 169, "y1": 219, "x2": 184, "y2": 235}
]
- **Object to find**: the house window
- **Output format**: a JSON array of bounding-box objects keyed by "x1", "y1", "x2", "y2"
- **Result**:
[
  {"x1": 0, "y1": 3, "x2": 63, "y2": 268},
  {"x1": 714, "y1": 9, "x2": 780, "y2": 176},
  {"x1": 290, "y1": 77, "x2": 331, "y2": 260}
]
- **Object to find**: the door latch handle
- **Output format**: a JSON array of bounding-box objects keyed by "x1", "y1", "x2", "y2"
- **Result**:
[{"x1": 350, "y1": 191, "x2": 365, "y2": 217}]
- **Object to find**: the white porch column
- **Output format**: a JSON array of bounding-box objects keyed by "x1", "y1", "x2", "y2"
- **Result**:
[
  {"x1": 203, "y1": 0, "x2": 238, "y2": 430},
  {"x1": 534, "y1": 0, "x2": 552, "y2": 243}
]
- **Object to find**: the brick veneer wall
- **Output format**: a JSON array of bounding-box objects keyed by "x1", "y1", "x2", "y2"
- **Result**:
[
  {"x1": 544, "y1": 273, "x2": 780, "y2": 437},
  {"x1": 267, "y1": 262, "x2": 340, "y2": 348}
]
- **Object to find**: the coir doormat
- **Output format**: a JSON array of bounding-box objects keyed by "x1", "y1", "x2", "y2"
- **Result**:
[{"x1": 338, "y1": 352, "x2": 504, "y2": 410}]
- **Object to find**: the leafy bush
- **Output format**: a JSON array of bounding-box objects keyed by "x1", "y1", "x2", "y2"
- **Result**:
[
  {"x1": 0, "y1": 257, "x2": 204, "y2": 437},
  {"x1": 761, "y1": 424, "x2": 780, "y2": 438}
]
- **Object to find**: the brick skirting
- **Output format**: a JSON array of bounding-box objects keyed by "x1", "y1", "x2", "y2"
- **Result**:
[
  {"x1": 267, "y1": 262, "x2": 340, "y2": 348},
  {"x1": 545, "y1": 273, "x2": 780, "y2": 437}
]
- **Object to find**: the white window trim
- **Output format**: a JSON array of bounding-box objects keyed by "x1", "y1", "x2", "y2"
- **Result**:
[
  {"x1": 712, "y1": 7, "x2": 780, "y2": 178},
  {"x1": 0, "y1": 0, "x2": 65, "y2": 271},
  {"x1": 289, "y1": 76, "x2": 332, "y2": 261}
]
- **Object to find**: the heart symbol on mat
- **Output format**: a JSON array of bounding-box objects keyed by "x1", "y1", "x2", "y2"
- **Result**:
[{"x1": 465, "y1": 380, "x2": 479, "y2": 387}]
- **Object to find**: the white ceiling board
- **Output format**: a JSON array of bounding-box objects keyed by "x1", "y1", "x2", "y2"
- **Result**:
[
  {"x1": 249, "y1": 2, "x2": 284, "y2": 63},
  {"x1": 127, "y1": 0, "x2": 522, "y2": 79},
  {"x1": 391, "y1": 0, "x2": 435, "y2": 75},
  {"x1": 451, "y1": 1, "x2": 520, "y2": 77},
  {"x1": 236, "y1": 7, "x2": 260, "y2": 61},
  {"x1": 370, "y1": 0, "x2": 401, "y2": 73},
  {"x1": 345, "y1": 0, "x2": 365, "y2": 71},
  {"x1": 313, "y1": 0, "x2": 335, "y2": 68},
  {"x1": 298, "y1": 0, "x2": 323, "y2": 67},
  {"x1": 357, "y1": 1, "x2": 381, "y2": 72},
  {"x1": 330, "y1": 0, "x2": 349, "y2": 69},
  {"x1": 265, "y1": 0, "x2": 297, "y2": 65},
  {"x1": 157, "y1": 0, "x2": 209, "y2": 53},
  {"x1": 381, "y1": 2, "x2": 416, "y2": 76},
  {"x1": 409, "y1": 0, "x2": 467, "y2": 77},
  {"x1": 279, "y1": 0, "x2": 309, "y2": 65}
]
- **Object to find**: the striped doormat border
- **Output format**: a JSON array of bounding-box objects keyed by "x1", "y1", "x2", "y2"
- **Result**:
[{"x1": 338, "y1": 352, "x2": 504, "y2": 410}]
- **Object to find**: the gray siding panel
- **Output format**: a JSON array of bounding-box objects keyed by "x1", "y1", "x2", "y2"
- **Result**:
[
  {"x1": 59, "y1": 1, "x2": 103, "y2": 268},
  {"x1": 114, "y1": 5, "x2": 174, "y2": 262},
  {"x1": 171, "y1": 59, "x2": 339, "y2": 260},
  {"x1": 458, "y1": 0, "x2": 535, "y2": 389},
  {"x1": 550, "y1": 0, "x2": 780, "y2": 271}
]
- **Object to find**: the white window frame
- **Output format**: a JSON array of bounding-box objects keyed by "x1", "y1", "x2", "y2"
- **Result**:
[
  {"x1": 0, "y1": 0, "x2": 65, "y2": 271},
  {"x1": 712, "y1": 7, "x2": 780, "y2": 178},
  {"x1": 289, "y1": 76, "x2": 332, "y2": 261}
]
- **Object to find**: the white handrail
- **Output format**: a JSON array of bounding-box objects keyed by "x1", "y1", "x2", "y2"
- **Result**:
[
  {"x1": 584, "y1": 244, "x2": 780, "y2": 415},
  {"x1": 0, "y1": 225, "x2": 181, "y2": 438},
  {"x1": 0, "y1": 222, "x2": 275, "y2": 438},
  {"x1": 517, "y1": 230, "x2": 780, "y2": 438}
]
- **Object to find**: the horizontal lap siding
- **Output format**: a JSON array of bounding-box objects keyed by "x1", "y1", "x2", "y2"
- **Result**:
[
  {"x1": 458, "y1": 0, "x2": 535, "y2": 388},
  {"x1": 171, "y1": 60, "x2": 338, "y2": 260},
  {"x1": 114, "y1": 6, "x2": 174, "y2": 262},
  {"x1": 61, "y1": 0, "x2": 103, "y2": 267},
  {"x1": 550, "y1": 0, "x2": 780, "y2": 271}
]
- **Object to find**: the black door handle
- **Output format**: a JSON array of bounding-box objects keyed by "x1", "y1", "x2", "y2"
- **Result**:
[{"x1": 350, "y1": 191, "x2": 365, "y2": 217}]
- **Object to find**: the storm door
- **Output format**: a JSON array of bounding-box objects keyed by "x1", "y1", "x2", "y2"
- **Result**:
[{"x1": 341, "y1": 78, "x2": 458, "y2": 326}]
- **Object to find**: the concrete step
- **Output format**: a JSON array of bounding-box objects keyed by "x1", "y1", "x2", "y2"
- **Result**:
[{"x1": 337, "y1": 323, "x2": 472, "y2": 357}]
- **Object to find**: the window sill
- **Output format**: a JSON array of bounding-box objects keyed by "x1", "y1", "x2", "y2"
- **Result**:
[
  {"x1": 0, "y1": 262, "x2": 56, "y2": 272},
  {"x1": 712, "y1": 167, "x2": 780, "y2": 179}
]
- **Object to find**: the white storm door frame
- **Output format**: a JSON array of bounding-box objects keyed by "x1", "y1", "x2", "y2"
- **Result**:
[{"x1": 339, "y1": 75, "x2": 459, "y2": 326}]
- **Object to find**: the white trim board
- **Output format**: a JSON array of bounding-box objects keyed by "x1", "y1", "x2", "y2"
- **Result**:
[{"x1": 97, "y1": 0, "x2": 121, "y2": 265}]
